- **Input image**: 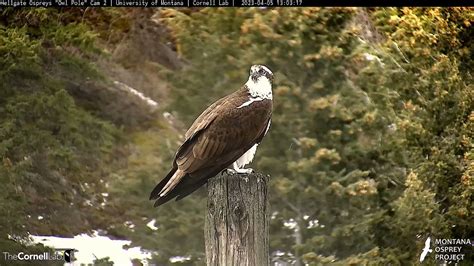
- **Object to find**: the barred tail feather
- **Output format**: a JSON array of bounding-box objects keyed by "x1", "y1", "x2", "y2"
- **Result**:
[
  {"x1": 149, "y1": 167, "x2": 177, "y2": 200},
  {"x1": 159, "y1": 169, "x2": 186, "y2": 197}
]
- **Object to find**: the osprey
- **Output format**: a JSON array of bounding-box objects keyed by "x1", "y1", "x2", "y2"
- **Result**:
[{"x1": 150, "y1": 65, "x2": 273, "y2": 207}]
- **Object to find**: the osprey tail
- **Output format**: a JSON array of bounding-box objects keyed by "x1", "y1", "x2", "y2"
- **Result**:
[{"x1": 149, "y1": 168, "x2": 184, "y2": 200}]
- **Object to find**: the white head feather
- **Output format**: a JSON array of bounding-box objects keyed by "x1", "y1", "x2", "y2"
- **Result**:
[{"x1": 245, "y1": 65, "x2": 273, "y2": 100}]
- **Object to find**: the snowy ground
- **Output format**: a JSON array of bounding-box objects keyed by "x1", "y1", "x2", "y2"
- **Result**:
[{"x1": 30, "y1": 231, "x2": 152, "y2": 266}]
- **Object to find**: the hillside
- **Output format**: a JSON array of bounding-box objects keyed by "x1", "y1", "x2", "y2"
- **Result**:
[{"x1": 0, "y1": 7, "x2": 472, "y2": 266}]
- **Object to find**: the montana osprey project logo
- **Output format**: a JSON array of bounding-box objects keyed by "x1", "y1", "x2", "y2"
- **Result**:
[
  {"x1": 419, "y1": 237, "x2": 432, "y2": 262},
  {"x1": 418, "y1": 236, "x2": 472, "y2": 263}
]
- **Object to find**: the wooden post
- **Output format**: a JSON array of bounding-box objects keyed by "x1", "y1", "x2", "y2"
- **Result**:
[{"x1": 205, "y1": 172, "x2": 269, "y2": 266}]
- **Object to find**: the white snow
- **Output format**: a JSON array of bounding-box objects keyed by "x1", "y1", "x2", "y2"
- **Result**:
[
  {"x1": 124, "y1": 221, "x2": 135, "y2": 231},
  {"x1": 30, "y1": 231, "x2": 152, "y2": 266},
  {"x1": 308, "y1": 219, "x2": 319, "y2": 229},
  {"x1": 170, "y1": 255, "x2": 191, "y2": 263},
  {"x1": 283, "y1": 219, "x2": 297, "y2": 230},
  {"x1": 114, "y1": 81, "x2": 158, "y2": 108},
  {"x1": 363, "y1": 52, "x2": 385, "y2": 67},
  {"x1": 146, "y1": 219, "x2": 158, "y2": 231}
]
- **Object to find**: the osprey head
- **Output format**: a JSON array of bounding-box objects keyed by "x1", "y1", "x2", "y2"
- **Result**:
[
  {"x1": 246, "y1": 65, "x2": 273, "y2": 99},
  {"x1": 250, "y1": 65, "x2": 274, "y2": 83}
]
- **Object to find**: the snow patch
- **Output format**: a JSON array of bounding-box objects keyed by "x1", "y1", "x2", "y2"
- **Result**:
[
  {"x1": 124, "y1": 221, "x2": 135, "y2": 230},
  {"x1": 146, "y1": 219, "x2": 159, "y2": 231},
  {"x1": 283, "y1": 219, "x2": 297, "y2": 230},
  {"x1": 170, "y1": 255, "x2": 191, "y2": 263},
  {"x1": 363, "y1": 52, "x2": 385, "y2": 67},
  {"x1": 30, "y1": 231, "x2": 152, "y2": 266},
  {"x1": 114, "y1": 81, "x2": 158, "y2": 108}
]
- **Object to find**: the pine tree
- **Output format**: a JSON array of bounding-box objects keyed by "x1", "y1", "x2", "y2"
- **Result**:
[
  {"x1": 0, "y1": 9, "x2": 123, "y2": 258},
  {"x1": 2, "y1": 7, "x2": 471, "y2": 265},
  {"x1": 160, "y1": 7, "x2": 473, "y2": 265},
  {"x1": 161, "y1": 7, "x2": 391, "y2": 264},
  {"x1": 355, "y1": 8, "x2": 473, "y2": 264}
]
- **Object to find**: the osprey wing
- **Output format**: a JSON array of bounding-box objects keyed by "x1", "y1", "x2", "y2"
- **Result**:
[
  {"x1": 184, "y1": 93, "x2": 232, "y2": 140},
  {"x1": 179, "y1": 100, "x2": 271, "y2": 171}
]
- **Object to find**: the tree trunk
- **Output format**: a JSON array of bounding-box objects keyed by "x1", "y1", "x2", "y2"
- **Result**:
[
  {"x1": 205, "y1": 172, "x2": 269, "y2": 266},
  {"x1": 294, "y1": 215, "x2": 304, "y2": 266}
]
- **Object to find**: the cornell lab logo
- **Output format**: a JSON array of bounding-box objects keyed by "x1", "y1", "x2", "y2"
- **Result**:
[{"x1": 419, "y1": 236, "x2": 472, "y2": 263}]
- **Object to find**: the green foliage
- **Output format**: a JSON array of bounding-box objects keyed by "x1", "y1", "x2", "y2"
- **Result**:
[
  {"x1": 1, "y1": 8, "x2": 130, "y2": 50},
  {"x1": 0, "y1": 7, "x2": 472, "y2": 265},
  {"x1": 161, "y1": 7, "x2": 387, "y2": 263},
  {"x1": 104, "y1": 124, "x2": 207, "y2": 265},
  {"x1": 0, "y1": 26, "x2": 40, "y2": 78},
  {"x1": 1, "y1": 9, "x2": 93, "y2": 51},
  {"x1": 0, "y1": 8, "x2": 201, "y2": 265},
  {"x1": 94, "y1": 256, "x2": 114, "y2": 265},
  {"x1": 356, "y1": 7, "x2": 474, "y2": 263},
  {"x1": 159, "y1": 8, "x2": 254, "y2": 123},
  {"x1": 161, "y1": 7, "x2": 473, "y2": 265},
  {"x1": 0, "y1": 8, "x2": 123, "y2": 256}
]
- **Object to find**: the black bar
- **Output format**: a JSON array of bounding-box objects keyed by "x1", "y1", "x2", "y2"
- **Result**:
[{"x1": 0, "y1": 0, "x2": 467, "y2": 7}]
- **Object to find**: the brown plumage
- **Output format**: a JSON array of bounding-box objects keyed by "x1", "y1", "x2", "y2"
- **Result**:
[{"x1": 150, "y1": 65, "x2": 273, "y2": 207}]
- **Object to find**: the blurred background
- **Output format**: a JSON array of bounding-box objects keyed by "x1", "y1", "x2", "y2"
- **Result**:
[{"x1": 0, "y1": 7, "x2": 472, "y2": 266}]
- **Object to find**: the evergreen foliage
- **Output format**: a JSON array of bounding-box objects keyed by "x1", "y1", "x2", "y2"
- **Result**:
[
  {"x1": 160, "y1": 7, "x2": 473, "y2": 265},
  {"x1": 0, "y1": 8, "x2": 123, "y2": 256},
  {"x1": 0, "y1": 7, "x2": 472, "y2": 266}
]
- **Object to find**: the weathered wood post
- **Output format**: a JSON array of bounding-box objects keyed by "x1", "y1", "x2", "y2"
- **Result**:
[{"x1": 205, "y1": 172, "x2": 269, "y2": 266}]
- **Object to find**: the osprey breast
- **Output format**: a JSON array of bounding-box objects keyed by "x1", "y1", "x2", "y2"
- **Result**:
[{"x1": 235, "y1": 144, "x2": 258, "y2": 168}]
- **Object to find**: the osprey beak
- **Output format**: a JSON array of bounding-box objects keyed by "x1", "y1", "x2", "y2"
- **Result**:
[{"x1": 251, "y1": 72, "x2": 259, "y2": 82}]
